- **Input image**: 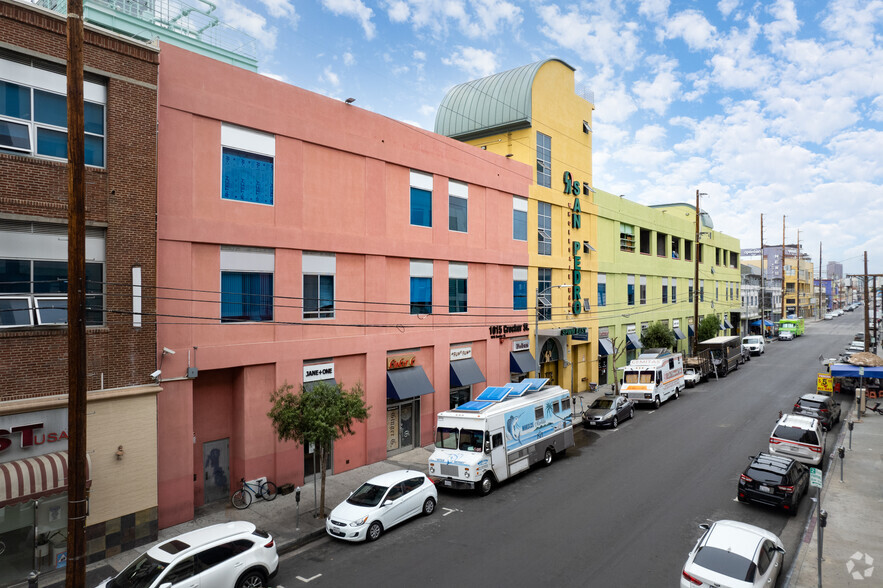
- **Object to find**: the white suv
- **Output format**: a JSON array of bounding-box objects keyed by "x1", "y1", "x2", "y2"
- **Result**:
[
  {"x1": 768, "y1": 414, "x2": 826, "y2": 467},
  {"x1": 97, "y1": 521, "x2": 278, "y2": 588},
  {"x1": 742, "y1": 336, "x2": 765, "y2": 356}
]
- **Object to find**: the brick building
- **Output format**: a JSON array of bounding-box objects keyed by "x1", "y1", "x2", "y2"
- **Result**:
[{"x1": 0, "y1": 0, "x2": 160, "y2": 579}]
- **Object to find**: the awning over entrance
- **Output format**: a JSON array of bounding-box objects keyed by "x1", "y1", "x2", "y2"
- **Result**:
[
  {"x1": 0, "y1": 451, "x2": 92, "y2": 508},
  {"x1": 598, "y1": 338, "x2": 615, "y2": 356},
  {"x1": 304, "y1": 378, "x2": 337, "y2": 392},
  {"x1": 830, "y1": 364, "x2": 883, "y2": 378},
  {"x1": 688, "y1": 325, "x2": 695, "y2": 337},
  {"x1": 387, "y1": 366, "x2": 435, "y2": 401},
  {"x1": 626, "y1": 333, "x2": 643, "y2": 350},
  {"x1": 723, "y1": 319, "x2": 734, "y2": 329},
  {"x1": 510, "y1": 350, "x2": 536, "y2": 374},
  {"x1": 450, "y1": 358, "x2": 486, "y2": 387},
  {"x1": 673, "y1": 327, "x2": 686, "y2": 340}
]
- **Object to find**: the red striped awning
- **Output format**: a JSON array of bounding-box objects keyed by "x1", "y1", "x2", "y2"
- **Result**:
[{"x1": 0, "y1": 451, "x2": 92, "y2": 508}]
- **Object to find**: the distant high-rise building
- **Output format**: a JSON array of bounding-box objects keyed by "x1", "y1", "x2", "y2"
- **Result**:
[{"x1": 827, "y1": 261, "x2": 843, "y2": 280}]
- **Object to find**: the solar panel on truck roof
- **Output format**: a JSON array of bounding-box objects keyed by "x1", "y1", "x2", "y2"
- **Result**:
[
  {"x1": 454, "y1": 400, "x2": 495, "y2": 412},
  {"x1": 474, "y1": 386, "x2": 512, "y2": 402},
  {"x1": 503, "y1": 382, "x2": 531, "y2": 397},
  {"x1": 521, "y1": 378, "x2": 549, "y2": 391}
]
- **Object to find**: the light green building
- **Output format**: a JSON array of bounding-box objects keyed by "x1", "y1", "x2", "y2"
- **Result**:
[{"x1": 593, "y1": 189, "x2": 742, "y2": 385}]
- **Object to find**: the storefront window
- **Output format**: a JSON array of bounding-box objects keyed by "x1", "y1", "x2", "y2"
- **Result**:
[{"x1": 450, "y1": 386, "x2": 470, "y2": 409}]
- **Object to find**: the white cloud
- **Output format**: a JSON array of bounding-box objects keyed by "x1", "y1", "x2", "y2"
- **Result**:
[
  {"x1": 821, "y1": 0, "x2": 883, "y2": 49},
  {"x1": 442, "y1": 47, "x2": 498, "y2": 78},
  {"x1": 343, "y1": 52, "x2": 355, "y2": 66},
  {"x1": 413, "y1": 50, "x2": 426, "y2": 61},
  {"x1": 322, "y1": 0, "x2": 376, "y2": 40},
  {"x1": 536, "y1": 3, "x2": 642, "y2": 69},
  {"x1": 763, "y1": 0, "x2": 800, "y2": 43},
  {"x1": 718, "y1": 0, "x2": 740, "y2": 18},
  {"x1": 419, "y1": 104, "x2": 436, "y2": 117},
  {"x1": 657, "y1": 10, "x2": 718, "y2": 51},
  {"x1": 258, "y1": 0, "x2": 296, "y2": 20},
  {"x1": 632, "y1": 56, "x2": 681, "y2": 115},
  {"x1": 383, "y1": 0, "x2": 521, "y2": 38},
  {"x1": 217, "y1": 0, "x2": 277, "y2": 50},
  {"x1": 322, "y1": 66, "x2": 340, "y2": 87},
  {"x1": 259, "y1": 71, "x2": 287, "y2": 82},
  {"x1": 385, "y1": 0, "x2": 410, "y2": 22},
  {"x1": 638, "y1": 0, "x2": 669, "y2": 20},
  {"x1": 709, "y1": 19, "x2": 775, "y2": 90}
]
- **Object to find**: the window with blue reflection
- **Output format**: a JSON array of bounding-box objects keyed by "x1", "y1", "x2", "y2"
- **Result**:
[
  {"x1": 0, "y1": 81, "x2": 31, "y2": 119},
  {"x1": 222, "y1": 148, "x2": 274, "y2": 205},
  {"x1": 449, "y1": 195, "x2": 467, "y2": 232},
  {"x1": 513, "y1": 279, "x2": 527, "y2": 310},
  {"x1": 410, "y1": 187, "x2": 431, "y2": 227},
  {"x1": 513, "y1": 208, "x2": 527, "y2": 241},
  {"x1": 304, "y1": 274, "x2": 335, "y2": 319},
  {"x1": 449, "y1": 277, "x2": 467, "y2": 313},
  {"x1": 410, "y1": 277, "x2": 432, "y2": 314},
  {"x1": 597, "y1": 282, "x2": 606, "y2": 306},
  {"x1": 221, "y1": 271, "x2": 274, "y2": 322}
]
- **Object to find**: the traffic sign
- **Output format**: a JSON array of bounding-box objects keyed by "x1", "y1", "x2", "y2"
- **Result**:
[{"x1": 810, "y1": 467, "x2": 822, "y2": 488}]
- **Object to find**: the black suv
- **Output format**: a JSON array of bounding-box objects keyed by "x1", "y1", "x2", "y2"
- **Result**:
[
  {"x1": 738, "y1": 453, "x2": 808, "y2": 516},
  {"x1": 793, "y1": 393, "x2": 842, "y2": 430}
]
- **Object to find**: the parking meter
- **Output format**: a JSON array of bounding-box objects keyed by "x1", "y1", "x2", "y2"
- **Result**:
[
  {"x1": 295, "y1": 486, "x2": 301, "y2": 504},
  {"x1": 838, "y1": 446, "x2": 845, "y2": 459},
  {"x1": 819, "y1": 509, "x2": 828, "y2": 528},
  {"x1": 848, "y1": 420, "x2": 854, "y2": 431}
]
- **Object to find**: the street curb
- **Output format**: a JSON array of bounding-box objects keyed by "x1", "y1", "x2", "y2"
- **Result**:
[{"x1": 276, "y1": 527, "x2": 327, "y2": 555}]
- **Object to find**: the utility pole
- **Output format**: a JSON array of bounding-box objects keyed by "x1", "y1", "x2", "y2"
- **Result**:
[
  {"x1": 760, "y1": 215, "x2": 765, "y2": 333},
  {"x1": 693, "y1": 189, "x2": 700, "y2": 354},
  {"x1": 818, "y1": 243, "x2": 823, "y2": 319},
  {"x1": 874, "y1": 277, "x2": 878, "y2": 352},
  {"x1": 781, "y1": 217, "x2": 786, "y2": 320},
  {"x1": 796, "y1": 230, "x2": 801, "y2": 318},
  {"x1": 864, "y1": 253, "x2": 870, "y2": 353},
  {"x1": 66, "y1": 0, "x2": 88, "y2": 584}
]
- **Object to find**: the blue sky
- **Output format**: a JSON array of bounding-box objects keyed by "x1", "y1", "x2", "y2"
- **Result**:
[{"x1": 216, "y1": 0, "x2": 883, "y2": 277}]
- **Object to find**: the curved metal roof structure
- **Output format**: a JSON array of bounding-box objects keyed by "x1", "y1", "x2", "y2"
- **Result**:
[{"x1": 434, "y1": 59, "x2": 575, "y2": 141}]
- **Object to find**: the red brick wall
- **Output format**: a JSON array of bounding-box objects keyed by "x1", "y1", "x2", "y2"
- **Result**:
[{"x1": 0, "y1": 1, "x2": 159, "y2": 401}]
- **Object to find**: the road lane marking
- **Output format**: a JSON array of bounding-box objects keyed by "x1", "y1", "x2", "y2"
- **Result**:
[
  {"x1": 297, "y1": 574, "x2": 322, "y2": 583},
  {"x1": 442, "y1": 507, "x2": 461, "y2": 516}
]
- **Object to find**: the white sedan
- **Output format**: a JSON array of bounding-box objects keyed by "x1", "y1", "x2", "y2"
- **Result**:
[
  {"x1": 326, "y1": 470, "x2": 437, "y2": 542},
  {"x1": 681, "y1": 520, "x2": 785, "y2": 588}
]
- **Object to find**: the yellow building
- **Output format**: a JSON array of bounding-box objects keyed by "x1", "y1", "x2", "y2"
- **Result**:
[{"x1": 436, "y1": 59, "x2": 599, "y2": 392}]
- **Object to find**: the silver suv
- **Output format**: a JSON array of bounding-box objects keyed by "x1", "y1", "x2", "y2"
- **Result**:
[
  {"x1": 97, "y1": 521, "x2": 278, "y2": 588},
  {"x1": 768, "y1": 414, "x2": 826, "y2": 467}
]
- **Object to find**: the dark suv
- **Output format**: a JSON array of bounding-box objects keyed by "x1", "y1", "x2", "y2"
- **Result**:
[
  {"x1": 793, "y1": 393, "x2": 842, "y2": 430},
  {"x1": 738, "y1": 453, "x2": 809, "y2": 516}
]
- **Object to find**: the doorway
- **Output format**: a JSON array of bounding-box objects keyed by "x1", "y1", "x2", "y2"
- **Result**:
[
  {"x1": 202, "y1": 438, "x2": 230, "y2": 504},
  {"x1": 387, "y1": 400, "x2": 418, "y2": 455}
]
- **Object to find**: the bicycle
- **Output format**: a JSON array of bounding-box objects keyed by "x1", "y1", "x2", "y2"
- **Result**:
[
  {"x1": 867, "y1": 402, "x2": 883, "y2": 416},
  {"x1": 231, "y1": 477, "x2": 278, "y2": 510}
]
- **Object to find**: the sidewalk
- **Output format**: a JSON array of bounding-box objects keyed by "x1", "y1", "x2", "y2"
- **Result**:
[
  {"x1": 29, "y1": 387, "x2": 606, "y2": 587},
  {"x1": 786, "y1": 404, "x2": 883, "y2": 587}
]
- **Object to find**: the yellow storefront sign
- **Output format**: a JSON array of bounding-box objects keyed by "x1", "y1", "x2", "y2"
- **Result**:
[{"x1": 817, "y1": 373, "x2": 833, "y2": 394}]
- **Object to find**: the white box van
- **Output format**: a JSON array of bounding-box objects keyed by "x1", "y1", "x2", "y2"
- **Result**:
[
  {"x1": 742, "y1": 335, "x2": 765, "y2": 356},
  {"x1": 768, "y1": 414, "x2": 826, "y2": 467},
  {"x1": 619, "y1": 349, "x2": 685, "y2": 408}
]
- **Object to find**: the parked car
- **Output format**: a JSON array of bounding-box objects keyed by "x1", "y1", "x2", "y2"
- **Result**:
[
  {"x1": 96, "y1": 521, "x2": 278, "y2": 588},
  {"x1": 824, "y1": 312, "x2": 835, "y2": 320},
  {"x1": 778, "y1": 331, "x2": 794, "y2": 341},
  {"x1": 741, "y1": 336, "x2": 765, "y2": 356},
  {"x1": 768, "y1": 414, "x2": 826, "y2": 467},
  {"x1": 681, "y1": 520, "x2": 786, "y2": 588},
  {"x1": 792, "y1": 393, "x2": 842, "y2": 430},
  {"x1": 326, "y1": 470, "x2": 437, "y2": 542},
  {"x1": 737, "y1": 453, "x2": 809, "y2": 516},
  {"x1": 582, "y1": 395, "x2": 635, "y2": 428},
  {"x1": 684, "y1": 367, "x2": 701, "y2": 388}
]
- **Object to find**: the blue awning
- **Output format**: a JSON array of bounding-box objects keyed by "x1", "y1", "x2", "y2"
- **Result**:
[
  {"x1": 830, "y1": 364, "x2": 883, "y2": 379},
  {"x1": 626, "y1": 333, "x2": 643, "y2": 350},
  {"x1": 724, "y1": 319, "x2": 734, "y2": 329},
  {"x1": 387, "y1": 366, "x2": 434, "y2": 401},
  {"x1": 673, "y1": 328, "x2": 686, "y2": 340},
  {"x1": 688, "y1": 325, "x2": 695, "y2": 337},
  {"x1": 450, "y1": 358, "x2": 486, "y2": 387},
  {"x1": 750, "y1": 319, "x2": 774, "y2": 327},
  {"x1": 598, "y1": 338, "x2": 615, "y2": 356},
  {"x1": 510, "y1": 350, "x2": 536, "y2": 374}
]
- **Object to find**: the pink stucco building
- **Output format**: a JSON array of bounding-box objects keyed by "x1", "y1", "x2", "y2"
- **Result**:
[{"x1": 155, "y1": 43, "x2": 534, "y2": 527}]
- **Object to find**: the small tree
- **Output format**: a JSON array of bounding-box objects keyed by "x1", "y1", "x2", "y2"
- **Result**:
[
  {"x1": 641, "y1": 321, "x2": 676, "y2": 349},
  {"x1": 267, "y1": 380, "x2": 370, "y2": 517},
  {"x1": 698, "y1": 313, "x2": 721, "y2": 342}
]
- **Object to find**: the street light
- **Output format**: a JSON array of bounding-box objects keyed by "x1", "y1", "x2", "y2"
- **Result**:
[{"x1": 535, "y1": 284, "x2": 570, "y2": 376}]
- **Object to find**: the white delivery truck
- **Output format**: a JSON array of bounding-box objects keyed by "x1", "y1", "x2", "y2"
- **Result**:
[
  {"x1": 428, "y1": 379, "x2": 573, "y2": 496},
  {"x1": 618, "y1": 349, "x2": 685, "y2": 409}
]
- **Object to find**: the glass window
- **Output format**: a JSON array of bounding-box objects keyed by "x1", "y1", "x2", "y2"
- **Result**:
[
  {"x1": 450, "y1": 387, "x2": 470, "y2": 409},
  {"x1": 449, "y1": 181, "x2": 467, "y2": 232},
  {"x1": 536, "y1": 132, "x2": 551, "y2": 188},
  {"x1": 640, "y1": 276, "x2": 646, "y2": 305},
  {"x1": 537, "y1": 267, "x2": 551, "y2": 321},
  {"x1": 685, "y1": 239, "x2": 693, "y2": 261},
  {"x1": 410, "y1": 259, "x2": 433, "y2": 315},
  {"x1": 0, "y1": 81, "x2": 31, "y2": 119},
  {"x1": 672, "y1": 236, "x2": 680, "y2": 259},
  {"x1": 597, "y1": 273, "x2": 606, "y2": 306},
  {"x1": 672, "y1": 278, "x2": 677, "y2": 304},
  {"x1": 538, "y1": 201, "x2": 551, "y2": 255},
  {"x1": 513, "y1": 267, "x2": 527, "y2": 310},
  {"x1": 410, "y1": 171, "x2": 433, "y2": 227},
  {"x1": 656, "y1": 232, "x2": 666, "y2": 257},
  {"x1": 620, "y1": 224, "x2": 635, "y2": 252},
  {"x1": 662, "y1": 277, "x2": 668, "y2": 304},
  {"x1": 513, "y1": 197, "x2": 527, "y2": 241},
  {"x1": 222, "y1": 147, "x2": 274, "y2": 205},
  {"x1": 303, "y1": 275, "x2": 334, "y2": 319},
  {"x1": 448, "y1": 263, "x2": 467, "y2": 313},
  {"x1": 221, "y1": 272, "x2": 273, "y2": 322},
  {"x1": 627, "y1": 275, "x2": 635, "y2": 306},
  {"x1": 689, "y1": 279, "x2": 694, "y2": 303},
  {"x1": 0, "y1": 259, "x2": 103, "y2": 326}
]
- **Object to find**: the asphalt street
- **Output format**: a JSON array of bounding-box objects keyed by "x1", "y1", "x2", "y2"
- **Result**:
[{"x1": 273, "y1": 314, "x2": 862, "y2": 587}]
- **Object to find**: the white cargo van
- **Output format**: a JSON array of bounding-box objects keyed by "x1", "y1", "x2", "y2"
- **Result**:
[
  {"x1": 742, "y1": 335, "x2": 765, "y2": 356},
  {"x1": 619, "y1": 349, "x2": 685, "y2": 409},
  {"x1": 428, "y1": 379, "x2": 573, "y2": 495}
]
